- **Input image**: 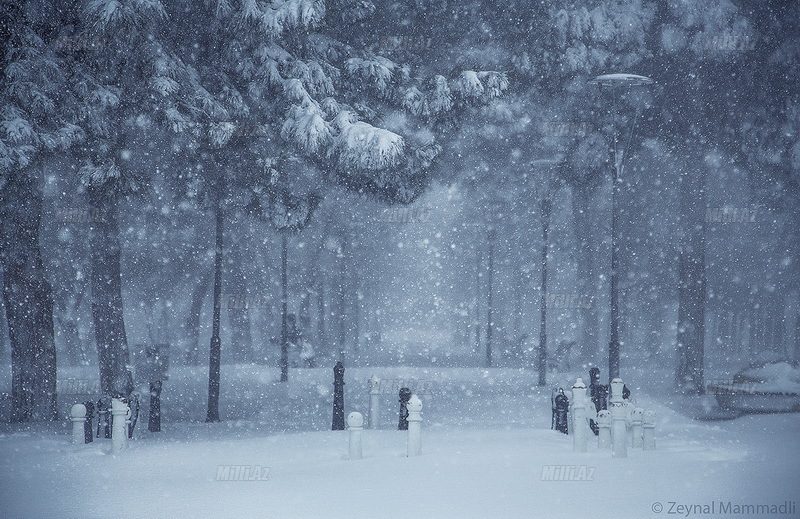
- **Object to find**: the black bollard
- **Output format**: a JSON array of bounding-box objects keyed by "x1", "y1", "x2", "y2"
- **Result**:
[
  {"x1": 83, "y1": 401, "x2": 94, "y2": 443},
  {"x1": 97, "y1": 396, "x2": 112, "y2": 439},
  {"x1": 398, "y1": 387, "x2": 412, "y2": 430},
  {"x1": 332, "y1": 362, "x2": 345, "y2": 430},
  {"x1": 551, "y1": 388, "x2": 569, "y2": 435},
  {"x1": 148, "y1": 381, "x2": 162, "y2": 432}
]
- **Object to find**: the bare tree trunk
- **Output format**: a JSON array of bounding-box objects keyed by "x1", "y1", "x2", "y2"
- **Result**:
[
  {"x1": 0, "y1": 168, "x2": 57, "y2": 421},
  {"x1": 675, "y1": 154, "x2": 707, "y2": 393},
  {"x1": 486, "y1": 229, "x2": 495, "y2": 368},
  {"x1": 0, "y1": 290, "x2": 7, "y2": 357},
  {"x1": 538, "y1": 199, "x2": 551, "y2": 385},
  {"x1": 572, "y1": 186, "x2": 601, "y2": 361},
  {"x1": 316, "y1": 277, "x2": 326, "y2": 357},
  {"x1": 280, "y1": 233, "x2": 289, "y2": 382},
  {"x1": 206, "y1": 198, "x2": 223, "y2": 422},
  {"x1": 227, "y1": 242, "x2": 253, "y2": 363},
  {"x1": 88, "y1": 186, "x2": 132, "y2": 396},
  {"x1": 183, "y1": 269, "x2": 211, "y2": 366},
  {"x1": 337, "y1": 236, "x2": 347, "y2": 364},
  {"x1": 474, "y1": 249, "x2": 482, "y2": 355}
]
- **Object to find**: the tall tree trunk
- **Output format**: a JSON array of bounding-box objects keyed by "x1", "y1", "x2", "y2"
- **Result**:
[
  {"x1": 280, "y1": 233, "x2": 289, "y2": 382},
  {"x1": 316, "y1": 276, "x2": 325, "y2": 358},
  {"x1": 486, "y1": 229, "x2": 495, "y2": 368},
  {"x1": 572, "y1": 185, "x2": 601, "y2": 361},
  {"x1": 0, "y1": 169, "x2": 57, "y2": 421},
  {"x1": 474, "y1": 249, "x2": 482, "y2": 355},
  {"x1": 0, "y1": 289, "x2": 7, "y2": 356},
  {"x1": 337, "y1": 236, "x2": 347, "y2": 364},
  {"x1": 538, "y1": 199, "x2": 551, "y2": 386},
  {"x1": 206, "y1": 199, "x2": 223, "y2": 422},
  {"x1": 88, "y1": 186, "x2": 131, "y2": 396},
  {"x1": 227, "y1": 242, "x2": 253, "y2": 363},
  {"x1": 183, "y1": 269, "x2": 212, "y2": 366},
  {"x1": 675, "y1": 152, "x2": 707, "y2": 393}
]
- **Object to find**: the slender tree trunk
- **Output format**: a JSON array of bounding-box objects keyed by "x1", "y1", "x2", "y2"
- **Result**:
[
  {"x1": 675, "y1": 153, "x2": 707, "y2": 393},
  {"x1": 352, "y1": 268, "x2": 360, "y2": 360},
  {"x1": 280, "y1": 233, "x2": 289, "y2": 382},
  {"x1": 0, "y1": 169, "x2": 57, "y2": 421},
  {"x1": 227, "y1": 242, "x2": 253, "y2": 363},
  {"x1": 474, "y1": 250, "x2": 482, "y2": 355},
  {"x1": 572, "y1": 186, "x2": 601, "y2": 361},
  {"x1": 184, "y1": 269, "x2": 212, "y2": 366},
  {"x1": 0, "y1": 290, "x2": 7, "y2": 356},
  {"x1": 538, "y1": 199, "x2": 551, "y2": 386},
  {"x1": 486, "y1": 229, "x2": 495, "y2": 368},
  {"x1": 206, "y1": 199, "x2": 223, "y2": 422},
  {"x1": 337, "y1": 238, "x2": 347, "y2": 364},
  {"x1": 316, "y1": 276, "x2": 325, "y2": 357},
  {"x1": 88, "y1": 185, "x2": 131, "y2": 397}
]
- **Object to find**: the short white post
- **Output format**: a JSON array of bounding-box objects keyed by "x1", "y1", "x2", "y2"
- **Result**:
[
  {"x1": 111, "y1": 398, "x2": 129, "y2": 455},
  {"x1": 631, "y1": 407, "x2": 644, "y2": 448},
  {"x1": 406, "y1": 394, "x2": 422, "y2": 457},
  {"x1": 597, "y1": 409, "x2": 611, "y2": 449},
  {"x1": 347, "y1": 411, "x2": 364, "y2": 460},
  {"x1": 610, "y1": 378, "x2": 627, "y2": 458},
  {"x1": 571, "y1": 378, "x2": 588, "y2": 452},
  {"x1": 643, "y1": 410, "x2": 656, "y2": 451},
  {"x1": 369, "y1": 375, "x2": 380, "y2": 429},
  {"x1": 70, "y1": 404, "x2": 87, "y2": 445}
]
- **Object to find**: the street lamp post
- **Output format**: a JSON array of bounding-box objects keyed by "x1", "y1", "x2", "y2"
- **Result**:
[{"x1": 589, "y1": 73, "x2": 653, "y2": 384}]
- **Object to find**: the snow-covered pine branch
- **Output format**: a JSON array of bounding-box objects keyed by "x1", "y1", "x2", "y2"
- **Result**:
[
  {"x1": 85, "y1": 0, "x2": 166, "y2": 30},
  {"x1": 238, "y1": 0, "x2": 326, "y2": 36},
  {"x1": 403, "y1": 86, "x2": 429, "y2": 117},
  {"x1": 428, "y1": 75, "x2": 452, "y2": 114},
  {"x1": 281, "y1": 101, "x2": 333, "y2": 154},
  {"x1": 345, "y1": 56, "x2": 399, "y2": 98},
  {"x1": 330, "y1": 116, "x2": 406, "y2": 172}
]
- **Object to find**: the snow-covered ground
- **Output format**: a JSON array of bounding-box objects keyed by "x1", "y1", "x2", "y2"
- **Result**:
[{"x1": 1, "y1": 365, "x2": 799, "y2": 519}]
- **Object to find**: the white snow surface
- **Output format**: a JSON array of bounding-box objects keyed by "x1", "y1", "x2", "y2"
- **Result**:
[{"x1": 1, "y1": 365, "x2": 799, "y2": 519}]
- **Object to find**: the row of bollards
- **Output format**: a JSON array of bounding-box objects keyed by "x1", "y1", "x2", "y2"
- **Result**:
[
  {"x1": 333, "y1": 364, "x2": 424, "y2": 459},
  {"x1": 70, "y1": 397, "x2": 132, "y2": 454},
  {"x1": 69, "y1": 388, "x2": 156, "y2": 454},
  {"x1": 332, "y1": 366, "x2": 422, "y2": 432},
  {"x1": 346, "y1": 394, "x2": 423, "y2": 460},
  {"x1": 556, "y1": 370, "x2": 657, "y2": 458}
]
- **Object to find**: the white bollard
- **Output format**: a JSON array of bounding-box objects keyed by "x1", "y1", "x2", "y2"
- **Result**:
[
  {"x1": 597, "y1": 409, "x2": 611, "y2": 449},
  {"x1": 406, "y1": 394, "x2": 422, "y2": 457},
  {"x1": 369, "y1": 375, "x2": 380, "y2": 429},
  {"x1": 571, "y1": 378, "x2": 588, "y2": 452},
  {"x1": 70, "y1": 404, "x2": 87, "y2": 445},
  {"x1": 111, "y1": 398, "x2": 129, "y2": 455},
  {"x1": 610, "y1": 378, "x2": 627, "y2": 458},
  {"x1": 631, "y1": 407, "x2": 644, "y2": 448},
  {"x1": 643, "y1": 410, "x2": 656, "y2": 450},
  {"x1": 347, "y1": 411, "x2": 364, "y2": 460}
]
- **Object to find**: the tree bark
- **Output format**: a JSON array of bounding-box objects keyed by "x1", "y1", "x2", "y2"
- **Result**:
[
  {"x1": 227, "y1": 242, "x2": 253, "y2": 363},
  {"x1": 572, "y1": 185, "x2": 601, "y2": 361},
  {"x1": 206, "y1": 199, "x2": 223, "y2": 422},
  {"x1": 183, "y1": 268, "x2": 212, "y2": 366},
  {"x1": 675, "y1": 152, "x2": 707, "y2": 393},
  {"x1": 88, "y1": 186, "x2": 132, "y2": 396},
  {"x1": 280, "y1": 233, "x2": 289, "y2": 382},
  {"x1": 0, "y1": 169, "x2": 58, "y2": 421},
  {"x1": 486, "y1": 228, "x2": 495, "y2": 368}
]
